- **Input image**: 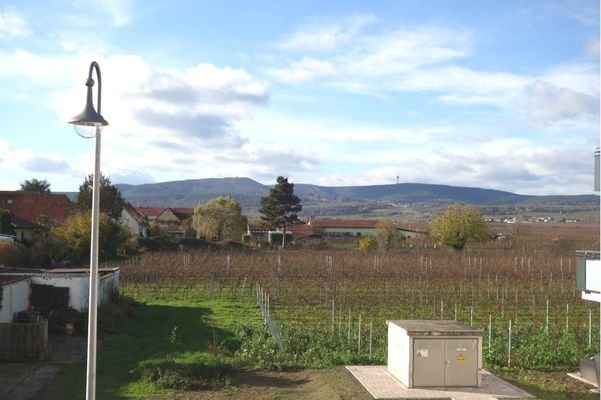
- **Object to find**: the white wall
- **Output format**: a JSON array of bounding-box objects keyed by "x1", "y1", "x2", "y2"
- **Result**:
[
  {"x1": 31, "y1": 276, "x2": 89, "y2": 311},
  {"x1": 121, "y1": 210, "x2": 147, "y2": 237},
  {"x1": 99, "y1": 270, "x2": 120, "y2": 306},
  {"x1": 30, "y1": 270, "x2": 120, "y2": 311},
  {"x1": 0, "y1": 279, "x2": 30, "y2": 323},
  {"x1": 387, "y1": 322, "x2": 410, "y2": 386},
  {"x1": 583, "y1": 259, "x2": 601, "y2": 302}
]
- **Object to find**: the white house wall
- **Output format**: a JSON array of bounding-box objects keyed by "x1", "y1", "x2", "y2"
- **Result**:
[
  {"x1": 31, "y1": 276, "x2": 89, "y2": 311},
  {"x1": 99, "y1": 270, "x2": 120, "y2": 305},
  {"x1": 0, "y1": 279, "x2": 30, "y2": 323},
  {"x1": 31, "y1": 271, "x2": 120, "y2": 311}
]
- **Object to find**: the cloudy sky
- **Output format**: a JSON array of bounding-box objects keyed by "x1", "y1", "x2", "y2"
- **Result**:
[{"x1": 0, "y1": 0, "x2": 598, "y2": 195}]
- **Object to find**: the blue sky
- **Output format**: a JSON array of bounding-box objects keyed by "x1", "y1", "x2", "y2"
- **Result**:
[{"x1": 0, "y1": 0, "x2": 598, "y2": 195}]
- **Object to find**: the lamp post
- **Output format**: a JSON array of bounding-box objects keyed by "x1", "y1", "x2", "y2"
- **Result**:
[{"x1": 69, "y1": 61, "x2": 108, "y2": 400}]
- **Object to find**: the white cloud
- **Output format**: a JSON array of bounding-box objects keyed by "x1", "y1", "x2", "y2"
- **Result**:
[
  {"x1": 271, "y1": 20, "x2": 599, "y2": 131},
  {"x1": 0, "y1": 10, "x2": 30, "y2": 39},
  {"x1": 0, "y1": 140, "x2": 78, "y2": 190},
  {"x1": 0, "y1": 50, "x2": 77, "y2": 85},
  {"x1": 313, "y1": 144, "x2": 595, "y2": 195},
  {"x1": 525, "y1": 80, "x2": 599, "y2": 127},
  {"x1": 344, "y1": 28, "x2": 471, "y2": 77},
  {"x1": 92, "y1": 0, "x2": 136, "y2": 27},
  {"x1": 269, "y1": 57, "x2": 337, "y2": 82},
  {"x1": 51, "y1": 54, "x2": 269, "y2": 144},
  {"x1": 35, "y1": 53, "x2": 322, "y2": 186},
  {"x1": 276, "y1": 14, "x2": 377, "y2": 51}
]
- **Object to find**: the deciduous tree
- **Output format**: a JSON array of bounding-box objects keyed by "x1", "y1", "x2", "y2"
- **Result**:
[
  {"x1": 74, "y1": 173, "x2": 125, "y2": 220},
  {"x1": 259, "y1": 176, "x2": 302, "y2": 248},
  {"x1": 375, "y1": 219, "x2": 399, "y2": 251},
  {"x1": 53, "y1": 211, "x2": 132, "y2": 262},
  {"x1": 192, "y1": 196, "x2": 247, "y2": 242},
  {"x1": 430, "y1": 204, "x2": 489, "y2": 250}
]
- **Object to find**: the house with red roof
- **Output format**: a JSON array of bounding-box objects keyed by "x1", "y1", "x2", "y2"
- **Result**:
[
  {"x1": 121, "y1": 202, "x2": 149, "y2": 237},
  {"x1": 307, "y1": 218, "x2": 427, "y2": 238},
  {"x1": 246, "y1": 218, "x2": 425, "y2": 246},
  {"x1": 135, "y1": 206, "x2": 194, "y2": 238},
  {"x1": 0, "y1": 191, "x2": 73, "y2": 243}
]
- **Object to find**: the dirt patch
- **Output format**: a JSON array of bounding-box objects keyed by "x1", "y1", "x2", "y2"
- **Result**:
[{"x1": 152, "y1": 367, "x2": 373, "y2": 400}]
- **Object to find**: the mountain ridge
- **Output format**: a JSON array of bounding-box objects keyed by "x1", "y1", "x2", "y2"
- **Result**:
[{"x1": 113, "y1": 178, "x2": 598, "y2": 214}]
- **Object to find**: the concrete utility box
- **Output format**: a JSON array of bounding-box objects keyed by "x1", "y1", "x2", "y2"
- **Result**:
[{"x1": 387, "y1": 320, "x2": 483, "y2": 388}]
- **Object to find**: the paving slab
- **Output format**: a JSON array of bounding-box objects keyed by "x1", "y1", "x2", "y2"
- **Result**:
[
  {"x1": 0, "y1": 335, "x2": 87, "y2": 400},
  {"x1": 346, "y1": 366, "x2": 534, "y2": 400}
]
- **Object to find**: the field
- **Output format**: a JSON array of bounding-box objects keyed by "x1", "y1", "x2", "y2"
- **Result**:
[
  {"x1": 34, "y1": 222, "x2": 600, "y2": 399},
  {"x1": 119, "y1": 225, "x2": 600, "y2": 372}
]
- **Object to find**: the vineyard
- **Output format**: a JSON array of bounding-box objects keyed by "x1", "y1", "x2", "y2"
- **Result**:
[{"x1": 116, "y1": 228, "x2": 600, "y2": 372}]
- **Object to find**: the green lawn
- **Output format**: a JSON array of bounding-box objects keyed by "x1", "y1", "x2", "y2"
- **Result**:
[
  {"x1": 34, "y1": 285, "x2": 598, "y2": 400},
  {"x1": 36, "y1": 288, "x2": 262, "y2": 399}
]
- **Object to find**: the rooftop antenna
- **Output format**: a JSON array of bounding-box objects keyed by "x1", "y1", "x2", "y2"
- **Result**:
[{"x1": 396, "y1": 175, "x2": 399, "y2": 185}]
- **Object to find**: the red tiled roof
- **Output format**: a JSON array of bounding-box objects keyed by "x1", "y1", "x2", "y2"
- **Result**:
[
  {"x1": 123, "y1": 202, "x2": 147, "y2": 224},
  {"x1": 136, "y1": 207, "x2": 193, "y2": 221},
  {"x1": 0, "y1": 191, "x2": 72, "y2": 225},
  {"x1": 308, "y1": 218, "x2": 423, "y2": 232},
  {"x1": 170, "y1": 208, "x2": 194, "y2": 219},
  {"x1": 287, "y1": 224, "x2": 314, "y2": 238},
  {"x1": 136, "y1": 207, "x2": 165, "y2": 217},
  {"x1": 309, "y1": 218, "x2": 381, "y2": 229}
]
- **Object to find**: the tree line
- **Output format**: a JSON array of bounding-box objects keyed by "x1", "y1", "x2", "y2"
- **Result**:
[{"x1": 1, "y1": 174, "x2": 489, "y2": 268}]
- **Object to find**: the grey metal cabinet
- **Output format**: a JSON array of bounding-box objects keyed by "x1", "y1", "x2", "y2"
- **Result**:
[
  {"x1": 412, "y1": 338, "x2": 478, "y2": 387},
  {"x1": 388, "y1": 320, "x2": 482, "y2": 388}
]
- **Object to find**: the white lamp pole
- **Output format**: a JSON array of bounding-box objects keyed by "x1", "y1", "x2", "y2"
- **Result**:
[{"x1": 69, "y1": 61, "x2": 109, "y2": 400}]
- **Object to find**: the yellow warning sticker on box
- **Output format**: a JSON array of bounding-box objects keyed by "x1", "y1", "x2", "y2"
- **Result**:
[{"x1": 457, "y1": 354, "x2": 465, "y2": 364}]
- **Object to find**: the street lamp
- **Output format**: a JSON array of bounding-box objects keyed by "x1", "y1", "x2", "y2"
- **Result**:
[{"x1": 69, "y1": 61, "x2": 108, "y2": 400}]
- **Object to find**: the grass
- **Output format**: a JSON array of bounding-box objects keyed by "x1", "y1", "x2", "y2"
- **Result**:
[
  {"x1": 35, "y1": 288, "x2": 262, "y2": 399},
  {"x1": 494, "y1": 368, "x2": 599, "y2": 400},
  {"x1": 34, "y1": 282, "x2": 598, "y2": 400}
]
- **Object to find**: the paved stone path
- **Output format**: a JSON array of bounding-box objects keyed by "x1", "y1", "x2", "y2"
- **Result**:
[
  {"x1": 0, "y1": 335, "x2": 87, "y2": 400},
  {"x1": 346, "y1": 366, "x2": 534, "y2": 400}
]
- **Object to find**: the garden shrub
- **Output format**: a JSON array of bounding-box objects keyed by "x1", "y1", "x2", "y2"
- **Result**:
[
  {"x1": 140, "y1": 357, "x2": 232, "y2": 390},
  {"x1": 0, "y1": 241, "x2": 30, "y2": 267},
  {"x1": 358, "y1": 237, "x2": 378, "y2": 252}
]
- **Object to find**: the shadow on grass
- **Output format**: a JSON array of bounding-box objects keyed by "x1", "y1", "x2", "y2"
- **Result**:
[{"x1": 35, "y1": 299, "x2": 246, "y2": 400}]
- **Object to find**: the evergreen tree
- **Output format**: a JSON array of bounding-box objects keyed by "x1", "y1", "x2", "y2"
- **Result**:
[
  {"x1": 74, "y1": 173, "x2": 125, "y2": 220},
  {"x1": 0, "y1": 209, "x2": 13, "y2": 235},
  {"x1": 20, "y1": 178, "x2": 51, "y2": 193},
  {"x1": 259, "y1": 176, "x2": 302, "y2": 248}
]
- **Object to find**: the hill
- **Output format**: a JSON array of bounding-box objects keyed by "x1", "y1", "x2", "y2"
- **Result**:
[{"x1": 113, "y1": 178, "x2": 599, "y2": 221}]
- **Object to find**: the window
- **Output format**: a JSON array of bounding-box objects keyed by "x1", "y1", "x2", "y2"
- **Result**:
[{"x1": 6, "y1": 199, "x2": 13, "y2": 205}]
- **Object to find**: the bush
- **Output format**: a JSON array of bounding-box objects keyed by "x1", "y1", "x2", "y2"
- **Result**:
[
  {"x1": 0, "y1": 241, "x2": 30, "y2": 267},
  {"x1": 358, "y1": 237, "x2": 378, "y2": 252},
  {"x1": 140, "y1": 357, "x2": 232, "y2": 390},
  {"x1": 177, "y1": 237, "x2": 214, "y2": 250},
  {"x1": 48, "y1": 307, "x2": 85, "y2": 335},
  {"x1": 137, "y1": 236, "x2": 179, "y2": 252}
]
